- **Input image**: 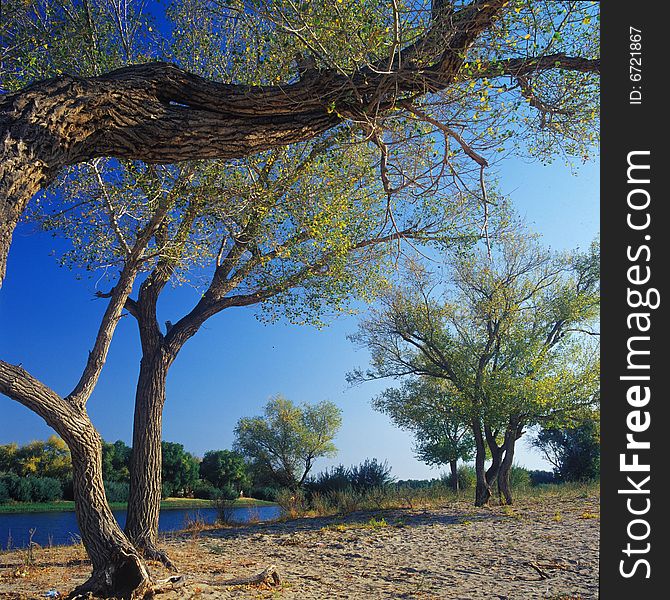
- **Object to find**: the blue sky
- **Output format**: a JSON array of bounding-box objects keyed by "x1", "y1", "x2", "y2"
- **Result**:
[{"x1": 0, "y1": 157, "x2": 598, "y2": 480}]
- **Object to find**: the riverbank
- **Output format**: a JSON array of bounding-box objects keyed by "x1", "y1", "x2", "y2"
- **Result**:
[
  {"x1": 0, "y1": 496, "x2": 274, "y2": 514},
  {"x1": 0, "y1": 487, "x2": 599, "y2": 599}
]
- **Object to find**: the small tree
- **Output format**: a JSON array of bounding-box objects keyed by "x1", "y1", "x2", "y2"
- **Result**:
[
  {"x1": 532, "y1": 415, "x2": 600, "y2": 482},
  {"x1": 200, "y1": 450, "x2": 250, "y2": 493},
  {"x1": 373, "y1": 378, "x2": 473, "y2": 491},
  {"x1": 234, "y1": 396, "x2": 342, "y2": 489}
]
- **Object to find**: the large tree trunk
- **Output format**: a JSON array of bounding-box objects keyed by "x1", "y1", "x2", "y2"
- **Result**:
[
  {"x1": 0, "y1": 362, "x2": 152, "y2": 598},
  {"x1": 124, "y1": 349, "x2": 173, "y2": 567}
]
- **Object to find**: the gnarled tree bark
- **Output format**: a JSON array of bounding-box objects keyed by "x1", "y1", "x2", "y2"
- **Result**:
[
  {"x1": 0, "y1": 0, "x2": 600, "y2": 286},
  {"x1": 0, "y1": 363, "x2": 151, "y2": 599}
]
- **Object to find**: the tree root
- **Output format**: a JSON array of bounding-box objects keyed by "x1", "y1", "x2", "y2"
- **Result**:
[
  {"x1": 137, "y1": 543, "x2": 178, "y2": 571},
  {"x1": 67, "y1": 549, "x2": 152, "y2": 600}
]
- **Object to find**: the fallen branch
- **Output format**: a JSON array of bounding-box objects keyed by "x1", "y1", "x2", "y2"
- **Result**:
[{"x1": 217, "y1": 565, "x2": 281, "y2": 587}]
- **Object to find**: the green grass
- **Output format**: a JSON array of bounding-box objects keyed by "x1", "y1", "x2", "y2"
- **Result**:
[{"x1": 0, "y1": 496, "x2": 275, "y2": 514}]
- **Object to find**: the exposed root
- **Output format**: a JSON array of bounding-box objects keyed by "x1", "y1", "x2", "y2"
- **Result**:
[
  {"x1": 138, "y1": 544, "x2": 178, "y2": 571},
  {"x1": 67, "y1": 550, "x2": 152, "y2": 600}
]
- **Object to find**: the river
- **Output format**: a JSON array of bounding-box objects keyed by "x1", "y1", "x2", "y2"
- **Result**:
[{"x1": 0, "y1": 505, "x2": 282, "y2": 549}]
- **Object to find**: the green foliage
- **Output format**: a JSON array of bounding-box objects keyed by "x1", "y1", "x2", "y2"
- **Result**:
[
  {"x1": 442, "y1": 465, "x2": 476, "y2": 491},
  {"x1": 161, "y1": 442, "x2": 200, "y2": 497},
  {"x1": 102, "y1": 440, "x2": 132, "y2": 483},
  {"x1": 533, "y1": 417, "x2": 600, "y2": 482},
  {"x1": 350, "y1": 459, "x2": 394, "y2": 491},
  {"x1": 373, "y1": 378, "x2": 474, "y2": 469},
  {"x1": 509, "y1": 466, "x2": 531, "y2": 489},
  {"x1": 234, "y1": 395, "x2": 342, "y2": 489},
  {"x1": 199, "y1": 450, "x2": 250, "y2": 492},
  {"x1": 0, "y1": 436, "x2": 71, "y2": 481},
  {"x1": 192, "y1": 479, "x2": 221, "y2": 500},
  {"x1": 104, "y1": 481, "x2": 130, "y2": 503},
  {"x1": 306, "y1": 458, "x2": 393, "y2": 496},
  {"x1": 0, "y1": 473, "x2": 63, "y2": 502}
]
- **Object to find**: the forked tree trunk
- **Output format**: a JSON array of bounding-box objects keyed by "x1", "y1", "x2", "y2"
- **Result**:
[
  {"x1": 67, "y1": 425, "x2": 152, "y2": 599},
  {"x1": 125, "y1": 350, "x2": 173, "y2": 566},
  {"x1": 0, "y1": 363, "x2": 152, "y2": 598}
]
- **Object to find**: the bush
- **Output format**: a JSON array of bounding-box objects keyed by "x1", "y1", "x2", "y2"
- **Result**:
[
  {"x1": 0, "y1": 479, "x2": 9, "y2": 503},
  {"x1": 1, "y1": 473, "x2": 32, "y2": 502},
  {"x1": 104, "y1": 480, "x2": 130, "y2": 502},
  {"x1": 30, "y1": 477, "x2": 63, "y2": 502},
  {"x1": 442, "y1": 465, "x2": 476, "y2": 491},
  {"x1": 350, "y1": 459, "x2": 394, "y2": 491},
  {"x1": 62, "y1": 477, "x2": 74, "y2": 501},
  {"x1": 192, "y1": 480, "x2": 220, "y2": 500},
  {"x1": 529, "y1": 470, "x2": 556, "y2": 486},
  {"x1": 275, "y1": 488, "x2": 307, "y2": 518},
  {"x1": 249, "y1": 486, "x2": 279, "y2": 502},
  {"x1": 509, "y1": 466, "x2": 531, "y2": 489},
  {"x1": 306, "y1": 465, "x2": 351, "y2": 495}
]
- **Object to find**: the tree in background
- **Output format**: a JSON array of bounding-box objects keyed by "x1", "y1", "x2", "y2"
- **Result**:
[
  {"x1": 160, "y1": 442, "x2": 200, "y2": 498},
  {"x1": 0, "y1": 1, "x2": 600, "y2": 595},
  {"x1": 532, "y1": 415, "x2": 600, "y2": 482},
  {"x1": 235, "y1": 396, "x2": 342, "y2": 489},
  {"x1": 102, "y1": 440, "x2": 132, "y2": 483},
  {"x1": 373, "y1": 378, "x2": 473, "y2": 491},
  {"x1": 351, "y1": 224, "x2": 600, "y2": 506},
  {"x1": 0, "y1": 436, "x2": 72, "y2": 481},
  {"x1": 200, "y1": 450, "x2": 250, "y2": 494}
]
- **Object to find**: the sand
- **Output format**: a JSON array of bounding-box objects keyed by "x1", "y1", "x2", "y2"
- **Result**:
[{"x1": 0, "y1": 491, "x2": 599, "y2": 599}]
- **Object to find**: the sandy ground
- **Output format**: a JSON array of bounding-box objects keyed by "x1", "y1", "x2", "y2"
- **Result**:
[{"x1": 0, "y1": 492, "x2": 599, "y2": 599}]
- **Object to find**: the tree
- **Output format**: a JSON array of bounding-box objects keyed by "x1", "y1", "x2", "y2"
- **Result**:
[
  {"x1": 350, "y1": 228, "x2": 600, "y2": 506},
  {"x1": 102, "y1": 440, "x2": 132, "y2": 483},
  {"x1": 200, "y1": 450, "x2": 250, "y2": 493},
  {"x1": 160, "y1": 442, "x2": 200, "y2": 497},
  {"x1": 532, "y1": 415, "x2": 600, "y2": 482},
  {"x1": 0, "y1": 1, "x2": 600, "y2": 595},
  {"x1": 0, "y1": 0, "x2": 600, "y2": 286},
  {"x1": 234, "y1": 395, "x2": 342, "y2": 489},
  {"x1": 373, "y1": 378, "x2": 474, "y2": 491}
]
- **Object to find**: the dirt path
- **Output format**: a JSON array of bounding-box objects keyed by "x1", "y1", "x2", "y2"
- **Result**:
[{"x1": 0, "y1": 492, "x2": 599, "y2": 599}]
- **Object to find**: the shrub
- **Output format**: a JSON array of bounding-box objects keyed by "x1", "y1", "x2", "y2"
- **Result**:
[
  {"x1": 306, "y1": 464, "x2": 351, "y2": 495},
  {"x1": 30, "y1": 477, "x2": 63, "y2": 502},
  {"x1": 529, "y1": 470, "x2": 556, "y2": 486},
  {"x1": 509, "y1": 466, "x2": 531, "y2": 489},
  {"x1": 249, "y1": 486, "x2": 279, "y2": 502},
  {"x1": 442, "y1": 465, "x2": 476, "y2": 491},
  {"x1": 350, "y1": 459, "x2": 394, "y2": 491},
  {"x1": 275, "y1": 488, "x2": 307, "y2": 518},
  {"x1": 0, "y1": 479, "x2": 9, "y2": 503},
  {"x1": 192, "y1": 480, "x2": 219, "y2": 500},
  {"x1": 104, "y1": 481, "x2": 130, "y2": 502},
  {"x1": 62, "y1": 477, "x2": 75, "y2": 501},
  {"x1": 2, "y1": 473, "x2": 32, "y2": 502}
]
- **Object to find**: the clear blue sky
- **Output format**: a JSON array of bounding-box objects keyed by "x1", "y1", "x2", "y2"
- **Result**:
[{"x1": 0, "y1": 157, "x2": 598, "y2": 480}]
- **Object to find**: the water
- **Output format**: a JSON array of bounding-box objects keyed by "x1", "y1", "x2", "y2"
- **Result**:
[{"x1": 0, "y1": 505, "x2": 281, "y2": 548}]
